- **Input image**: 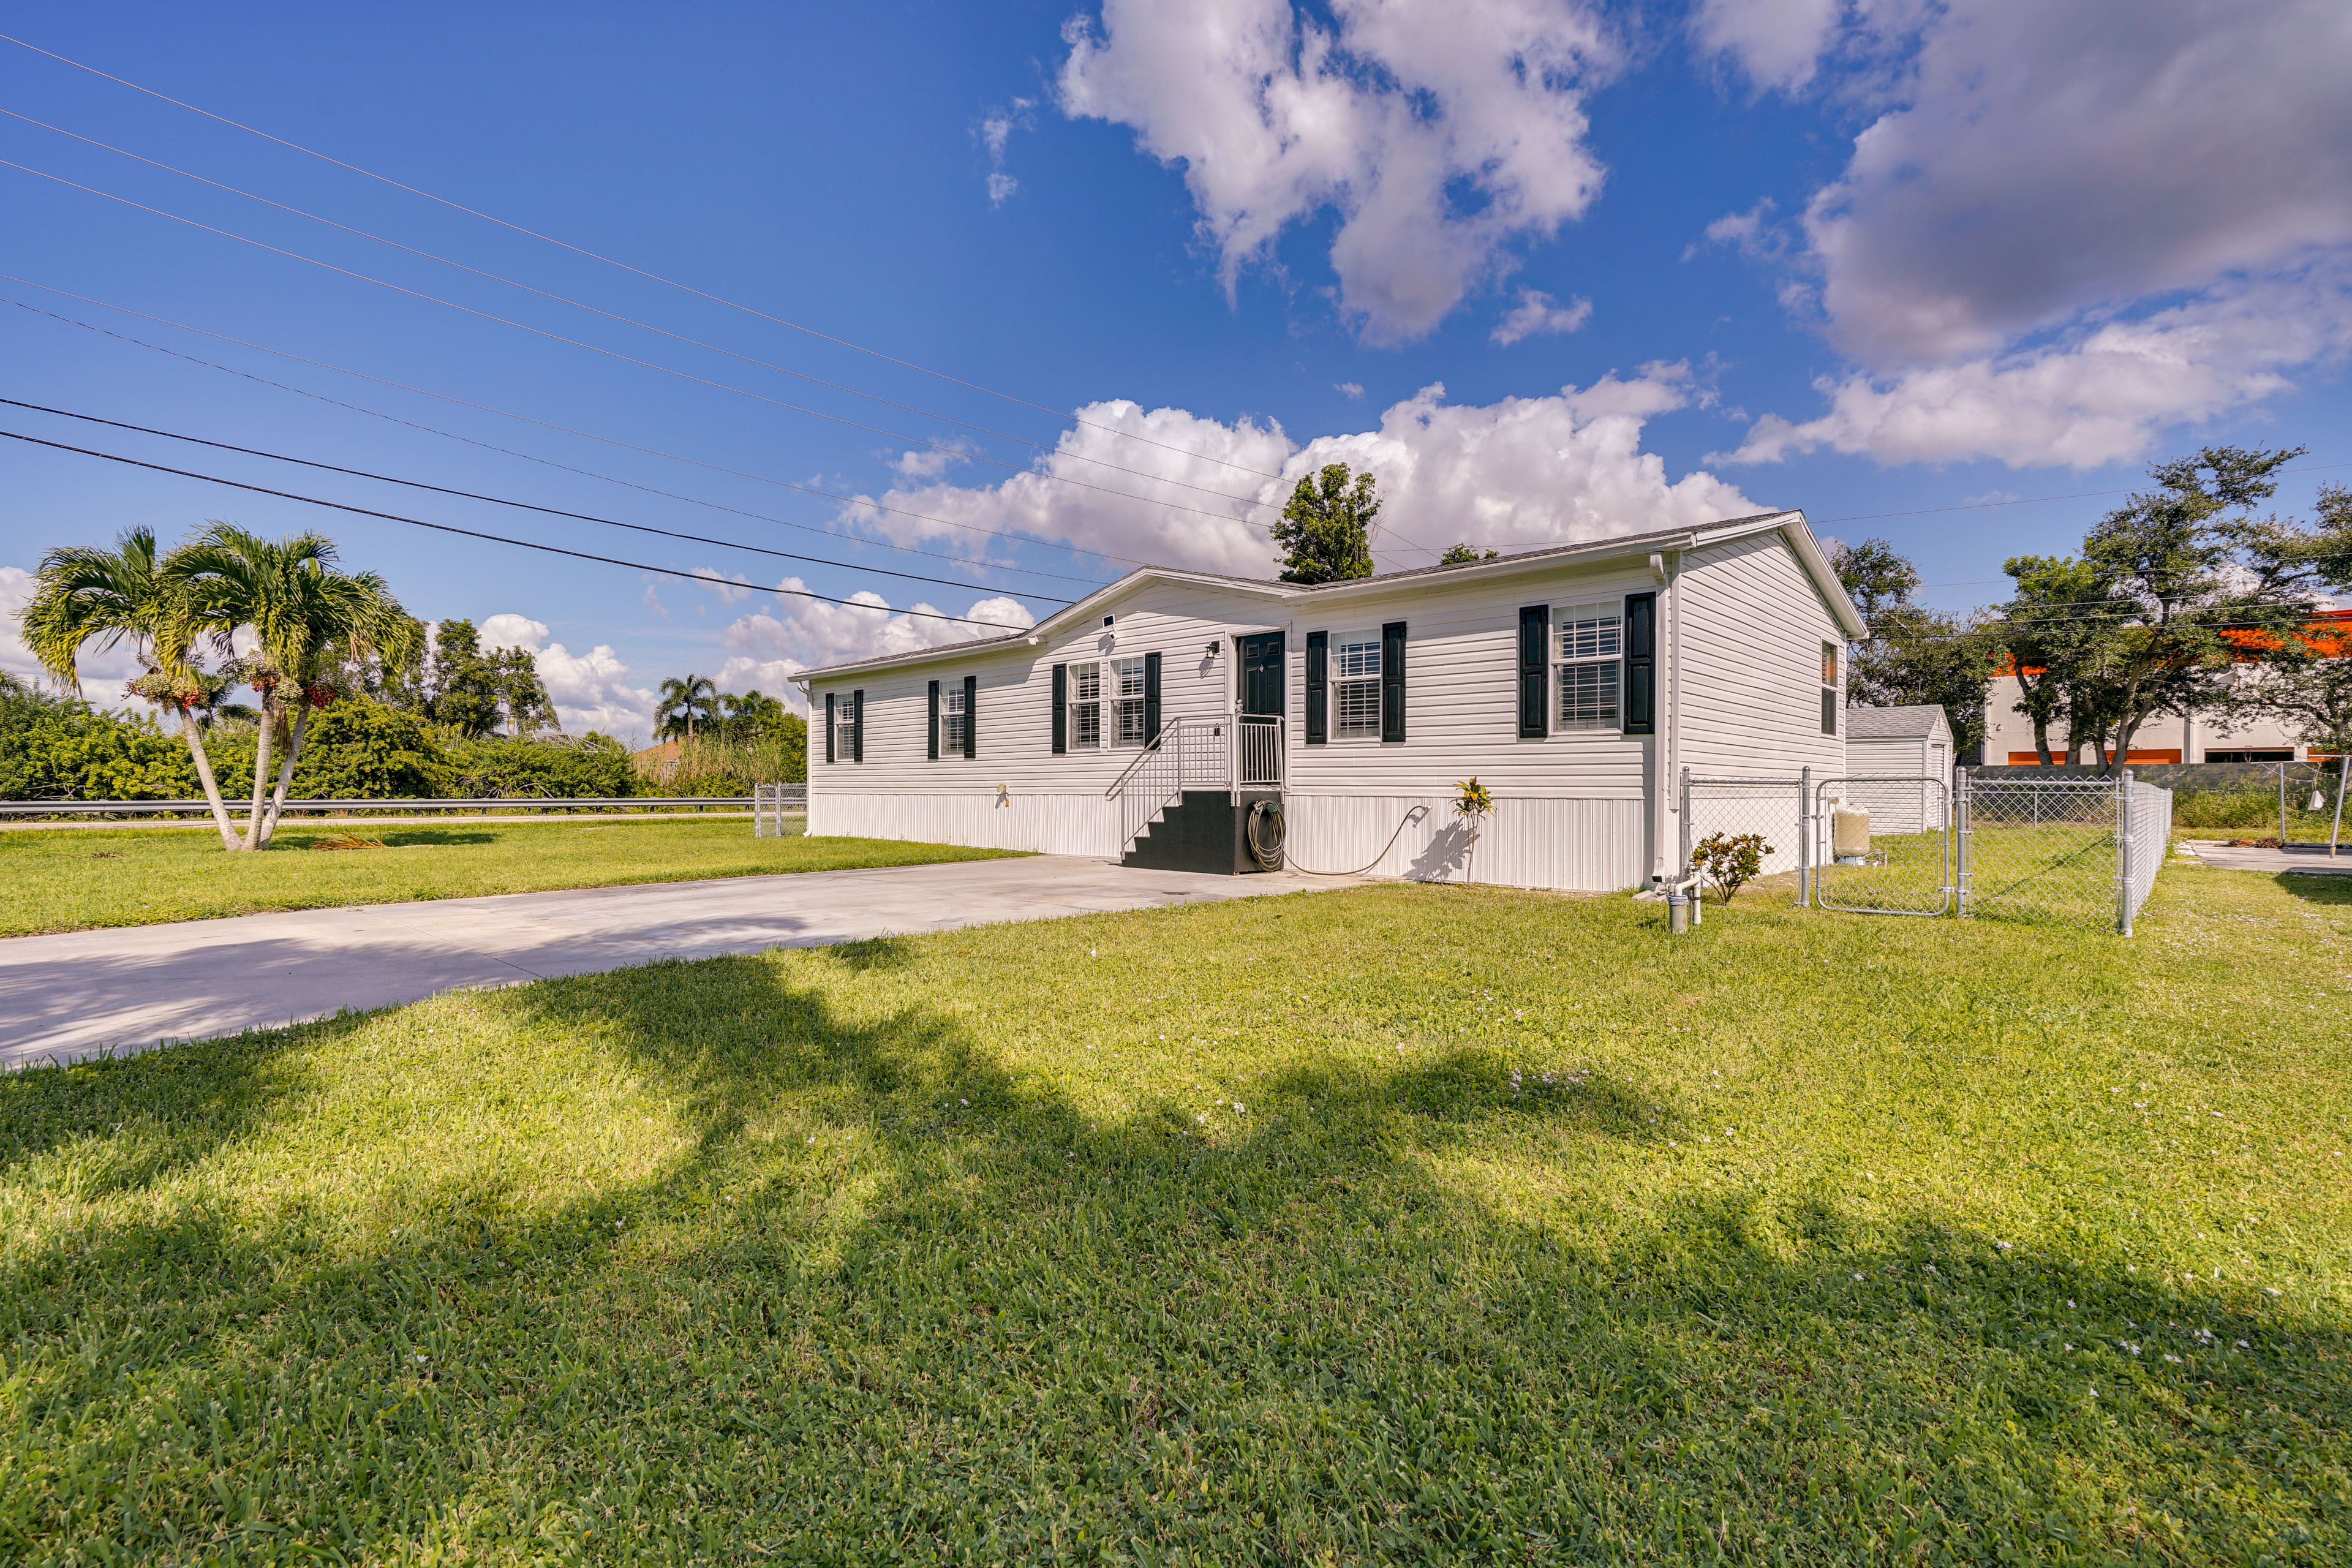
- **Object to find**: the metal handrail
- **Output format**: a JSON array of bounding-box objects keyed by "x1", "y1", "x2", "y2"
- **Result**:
[{"x1": 1102, "y1": 717, "x2": 1189, "y2": 797}]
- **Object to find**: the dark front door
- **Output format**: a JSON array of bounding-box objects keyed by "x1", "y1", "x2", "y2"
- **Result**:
[{"x1": 1238, "y1": 632, "x2": 1284, "y2": 717}]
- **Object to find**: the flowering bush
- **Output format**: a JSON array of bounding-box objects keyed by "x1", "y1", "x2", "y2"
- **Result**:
[{"x1": 1691, "y1": 831, "x2": 1773, "y2": 903}]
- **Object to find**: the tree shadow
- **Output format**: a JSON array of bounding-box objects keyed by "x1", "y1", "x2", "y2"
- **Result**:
[
  {"x1": 1, "y1": 943, "x2": 2346, "y2": 1561},
  {"x1": 0, "y1": 1012, "x2": 347, "y2": 1196},
  {"x1": 2274, "y1": 870, "x2": 2352, "y2": 905}
]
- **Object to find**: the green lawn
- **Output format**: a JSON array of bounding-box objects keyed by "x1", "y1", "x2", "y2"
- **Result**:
[
  {"x1": 2, "y1": 867, "x2": 2347, "y2": 1563},
  {"x1": 0, "y1": 819, "x2": 1017, "y2": 937}
]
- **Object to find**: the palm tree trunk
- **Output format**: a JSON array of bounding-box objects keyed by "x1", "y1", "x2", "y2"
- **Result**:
[
  {"x1": 241, "y1": 698, "x2": 277, "y2": 851},
  {"x1": 256, "y1": 701, "x2": 311, "y2": 849},
  {"x1": 177, "y1": 706, "x2": 243, "y2": 850}
]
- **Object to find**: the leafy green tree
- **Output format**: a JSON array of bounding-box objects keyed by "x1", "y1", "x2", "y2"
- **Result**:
[
  {"x1": 656, "y1": 674, "x2": 720, "y2": 739},
  {"x1": 167, "y1": 523, "x2": 417, "y2": 849},
  {"x1": 2073, "y1": 445, "x2": 2318, "y2": 772},
  {"x1": 714, "y1": 689, "x2": 791, "y2": 741},
  {"x1": 21, "y1": 526, "x2": 243, "y2": 845},
  {"x1": 1828, "y1": 537, "x2": 1992, "y2": 760},
  {"x1": 1271, "y1": 464, "x2": 1378, "y2": 584},
  {"x1": 1987, "y1": 556, "x2": 2127, "y2": 765},
  {"x1": 285, "y1": 698, "x2": 454, "y2": 799},
  {"x1": 1438, "y1": 543, "x2": 1498, "y2": 565}
]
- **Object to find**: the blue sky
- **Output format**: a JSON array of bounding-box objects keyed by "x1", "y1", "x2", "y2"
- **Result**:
[{"x1": 4, "y1": 0, "x2": 2347, "y2": 734}]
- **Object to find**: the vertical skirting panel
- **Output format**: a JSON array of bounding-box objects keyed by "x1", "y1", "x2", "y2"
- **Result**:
[
  {"x1": 1283, "y1": 794, "x2": 1647, "y2": 890},
  {"x1": 804, "y1": 793, "x2": 1121, "y2": 856}
]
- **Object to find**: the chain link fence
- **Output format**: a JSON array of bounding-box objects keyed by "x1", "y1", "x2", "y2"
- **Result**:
[
  {"x1": 1814, "y1": 776, "x2": 1952, "y2": 915},
  {"x1": 1678, "y1": 767, "x2": 2173, "y2": 934},
  {"x1": 1682, "y1": 776, "x2": 1809, "y2": 907}
]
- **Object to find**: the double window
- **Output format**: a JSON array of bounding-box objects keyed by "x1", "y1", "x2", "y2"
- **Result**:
[
  {"x1": 1333, "y1": 635, "x2": 1382, "y2": 736},
  {"x1": 1067, "y1": 661, "x2": 1102, "y2": 748},
  {"x1": 1112, "y1": 655, "x2": 1148, "y2": 745},
  {"x1": 1555, "y1": 603, "x2": 1623, "y2": 730}
]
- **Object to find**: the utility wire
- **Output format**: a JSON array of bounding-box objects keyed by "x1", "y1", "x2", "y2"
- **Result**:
[
  {"x1": 0, "y1": 398, "x2": 1078, "y2": 604},
  {"x1": 0, "y1": 107, "x2": 1292, "y2": 512},
  {"x1": 0, "y1": 29, "x2": 1293, "y2": 482},
  {"x1": 0, "y1": 428, "x2": 1027, "y2": 629},
  {"x1": 0, "y1": 158, "x2": 1286, "y2": 529},
  {"x1": 2, "y1": 292, "x2": 1109, "y2": 589},
  {"x1": 0, "y1": 275, "x2": 1159, "y2": 570}
]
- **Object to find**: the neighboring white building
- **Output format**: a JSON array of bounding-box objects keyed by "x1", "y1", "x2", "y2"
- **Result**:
[
  {"x1": 794, "y1": 511, "x2": 1865, "y2": 892},
  {"x1": 1842, "y1": 704, "x2": 1953, "y2": 832},
  {"x1": 1981, "y1": 609, "x2": 2351, "y2": 764}
]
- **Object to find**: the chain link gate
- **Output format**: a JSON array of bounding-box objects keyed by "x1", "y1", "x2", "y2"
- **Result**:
[{"x1": 1812, "y1": 775, "x2": 1953, "y2": 915}]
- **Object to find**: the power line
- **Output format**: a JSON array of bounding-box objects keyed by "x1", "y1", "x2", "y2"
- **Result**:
[
  {"x1": 2, "y1": 292, "x2": 1109, "y2": 590},
  {"x1": 0, "y1": 29, "x2": 1293, "y2": 483},
  {"x1": 0, "y1": 427, "x2": 1028, "y2": 630},
  {"x1": 0, "y1": 275, "x2": 1160, "y2": 570},
  {"x1": 0, "y1": 157, "x2": 1287, "y2": 530},
  {"x1": 0, "y1": 398, "x2": 1078, "y2": 604},
  {"x1": 0, "y1": 106, "x2": 1295, "y2": 513}
]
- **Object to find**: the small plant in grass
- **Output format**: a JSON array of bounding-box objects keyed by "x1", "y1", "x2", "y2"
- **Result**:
[
  {"x1": 1453, "y1": 776, "x2": 1494, "y2": 884},
  {"x1": 1691, "y1": 831, "x2": 1771, "y2": 903}
]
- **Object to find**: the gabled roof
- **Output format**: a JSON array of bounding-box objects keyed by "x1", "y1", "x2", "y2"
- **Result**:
[
  {"x1": 1844, "y1": 704, "x2": 1951, "y2": 740},
  {"x1": 795, "y1": 509, "x2": 1865, "y2": 682}
]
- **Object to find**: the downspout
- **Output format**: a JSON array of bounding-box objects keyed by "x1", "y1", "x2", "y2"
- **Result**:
[{"x1": 1653, "y1": 550, "x2": 1681, "y2": 884}]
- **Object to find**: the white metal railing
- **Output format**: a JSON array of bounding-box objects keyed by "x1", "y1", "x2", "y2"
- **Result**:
[
  {"x1": 1234, "y1": 714, "x2": 1284, "y2": 790},
  {"x1": 1106, "y1": 714, "x2": 1280, "y2": 855}
]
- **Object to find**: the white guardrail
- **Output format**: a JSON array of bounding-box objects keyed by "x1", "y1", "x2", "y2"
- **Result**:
[{"x1": 0, "y1": 791, "x2": 808, "y2": 820}]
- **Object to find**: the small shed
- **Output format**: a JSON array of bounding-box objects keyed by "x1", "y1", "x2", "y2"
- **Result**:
[{"x1": 1842, "y1": 704, "x2": 1953, "y2": 832}]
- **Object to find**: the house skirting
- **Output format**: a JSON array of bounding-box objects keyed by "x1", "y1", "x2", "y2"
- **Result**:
[{"x1": 808, "y1": 791, "x2": 1651, "y2": 892}]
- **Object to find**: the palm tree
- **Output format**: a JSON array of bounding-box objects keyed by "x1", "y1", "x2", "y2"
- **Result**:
[
  {"x1": 21, "y1": 527, "x2": 243, "y2": 848},
  {"x1": 656, "y1": 674, "x2": 719, "y2": 740},
  {"x1": 165, "y1": 523, "x2": 417, "y2": 850}
]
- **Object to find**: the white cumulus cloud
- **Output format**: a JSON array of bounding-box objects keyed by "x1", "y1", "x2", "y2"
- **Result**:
[
  {"x1": 1727, "y1": 263, "x2": 2352, "y2": 469},
  {"x1": 1710, "y1": 0, "x2": 2352, "y2": 467},
  {"x1": 843, "y1": 374, "x2": 1758, "y2": 573},
  {"x1": 478, "y1": 612, "x2": 658, "y2": 739},
  {"x1": 1058, "y1": 0, "x2": 1616, "y2": 343},
  {"x1": 1, "y1": 564, "x2": 156, "y2": 705},
  {"x1": 1491, "y1": 288, "x2": 1593, "y2": 345},
  {"x1": 722, "y1": 580, "x2": 1038, "y2": 680}
]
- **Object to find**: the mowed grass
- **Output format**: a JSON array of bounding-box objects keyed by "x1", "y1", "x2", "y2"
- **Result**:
[
  {"x1": 0, "y1": 818, "x2": 1018, "y2": 937},
  {"x1": 2, "y1": 869, "x2": 2348, "y2": 1564}
]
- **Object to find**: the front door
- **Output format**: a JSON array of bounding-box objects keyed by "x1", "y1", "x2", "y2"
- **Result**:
[{"x1": 1238, "y1": 632, "x2": 1284, "y2": 717}]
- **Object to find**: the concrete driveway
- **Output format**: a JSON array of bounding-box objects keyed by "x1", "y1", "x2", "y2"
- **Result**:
[
  {"x1": 2178, "y1": 840, "x2": 2352, "y2": 876},
  {"x1": 0, "y1": 856, "x2": 1355, "y2": 1068}
]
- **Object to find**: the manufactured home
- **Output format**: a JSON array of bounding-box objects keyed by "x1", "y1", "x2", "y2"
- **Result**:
[{"x1": 794, "y1": 511, "x2": 1866, "y2": 892}]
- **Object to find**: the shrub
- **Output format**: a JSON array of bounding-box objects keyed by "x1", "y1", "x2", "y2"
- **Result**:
[
  {"x1": 0, "y1": 687, "x2": 197, "y2": 800},
  {"x1": 1691, "y1": 831, "x2": 1772, "y2": 904},
  {"x1": 285, "y1": 698, "x2": 454, "y2": 799},
  {"x1": 446, "y1": 733, "x2": 638, "y2": 799},
  {"x1": 646, "y1": 722, "x2": 807, "y2": 796}
]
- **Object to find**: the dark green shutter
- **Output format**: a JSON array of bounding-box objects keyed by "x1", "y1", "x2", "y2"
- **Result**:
[
  {"x1": 1144, "y1": 650, "x2": 1161, "y2": 744},
  {"x1": 1381, "y1": 621, "x2": 1406, "y2": 743},
  {"x1": 927, "y1": 680, "x2": 940, "y2": 760},
  {"x1": 824, "y1": 692, "x2": 836, "y2": 764},
  {"x1": 851, "y1": 689, "x2": 865, "y2": 762},
  {"x1": 1051, "y1": 664, "x2": 1067, "y2": 754},
  {"x1": 1518, "y1": 605, "x2": 1550, "y2": 737},
  {"x1": 1305, "y1": 631, "x2": 1328, "y2": 744},
  {"x1": 962, "y1": 674, "x2": 977, "y2": 758},
  {"x1": 1623, "y1": 594, "x2": 1656, "y2": 736}
]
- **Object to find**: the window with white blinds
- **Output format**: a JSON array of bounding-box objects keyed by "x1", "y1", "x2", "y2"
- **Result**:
[
  {"x1": 1068, "y1": 661, "x2": 1102, "y2": 748},
  {"x1": 1555, "y1": 603, "x2": 1622, "y2": 731},
  {"x1": 1112, "y1": 655, "x2": 1148, "y2": 745},
  {"x1": 1333, "y1": 635, "x2": 1381, "y2": 736}
]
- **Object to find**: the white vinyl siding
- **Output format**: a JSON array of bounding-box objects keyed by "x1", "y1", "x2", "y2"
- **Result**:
[{"x1": 1676, "y1": 529, "x2": 1848, "y2": 781}]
